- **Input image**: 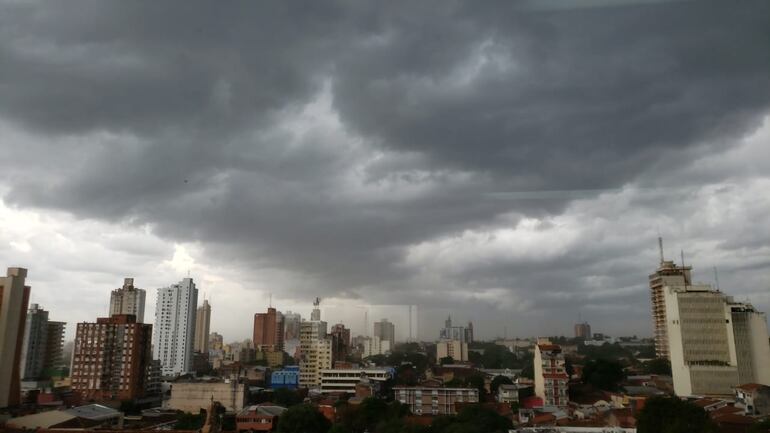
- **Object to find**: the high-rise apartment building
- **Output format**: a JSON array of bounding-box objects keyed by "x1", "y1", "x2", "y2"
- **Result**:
[
  {"x1": 464, "y1": 322, "x2": 474, "y2": 344},
  {"x1": 373, "y1": 318, "x2": 395, "y2": 344},
  {"x1": 299, "y1": 308, "x2": 331, "y2": 387},
  {"x1": 574, "y1": 322, "x2": 592, "y2": 339},
  {"x1": 153, "y1": 278, "x2": 198, "y2": 376},
  {"x1": 110, "y1": 278, "x2": 146, "y2": 323},
  {"x1": 71, "y1": 314, "x2": 153, "y2": 401},
  {"x1": 330, "y1": 323, "x2": 351, "y2": 362},
  {"x1": 20, "y1": 303, "x2": 49, "y2": 380},
  {"x1": 253, "y1": 307, "x2": 285, "y2": 351},
  {"x1": 20, "y1": 304, "x2": 65, "y2": 380},
  {"x1": 534, "y1": 339, "x2": 569, "y2": 407},
  {"x1": 437, "y1": 340, "x2": 468, "y2": 362},
  {"x1": 0, "y1": 267, "x2": 30, "y2": 408},
  {"x1": 649, "y1": 239, "x2": 691, "y2": 359},
  {"x1": 283, "y1": 311, "x2": 301, "y2": 341},
  {"x1": 194, "y1": 299, "x2": 211, "y2": 353}
]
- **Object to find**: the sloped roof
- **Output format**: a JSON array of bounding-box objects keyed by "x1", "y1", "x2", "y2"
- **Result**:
[{"x1": 7, "y1": 411, "x2": 76, "y2": 429}]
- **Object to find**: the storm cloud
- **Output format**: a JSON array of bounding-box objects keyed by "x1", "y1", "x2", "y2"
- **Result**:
[{"x1": 1, "y1": 0, "x2": 769, "y2": 340}]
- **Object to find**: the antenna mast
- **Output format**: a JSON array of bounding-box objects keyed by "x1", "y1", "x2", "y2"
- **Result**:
[{"x1": 658, "y1": 237, "x2": 664, "y2": 264}]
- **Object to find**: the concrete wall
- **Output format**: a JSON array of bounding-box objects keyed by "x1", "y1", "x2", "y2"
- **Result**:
[{"x1": 167, "y1": 381, "x2": 247, "y2": 413}]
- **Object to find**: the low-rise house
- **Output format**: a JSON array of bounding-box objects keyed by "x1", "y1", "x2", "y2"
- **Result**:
[
  {"x1": 235, "y1": 404, "x2": 287, "y2": 432},
  {"x1": 498, "y1": 383, "x2": 521, "y2": 403}
]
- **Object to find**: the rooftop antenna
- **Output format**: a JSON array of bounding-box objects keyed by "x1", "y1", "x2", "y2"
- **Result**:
[
  {"x1": 714, "y1": 266, "x2": 721, "y2": 291},
  {"x1": 681, "y1": 249, "x2": 689, "y2": 287},
  {"x1": 269, "y1": 292, "x2": 272, "y2": 308},
  {"x1": 658, "y1": 237, "x2": 665, "y2": 264}
]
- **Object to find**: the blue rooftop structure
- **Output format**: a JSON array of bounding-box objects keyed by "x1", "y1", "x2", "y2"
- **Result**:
[{"x1": 270, "y1": 365, "x2": 300, "y2": 389}]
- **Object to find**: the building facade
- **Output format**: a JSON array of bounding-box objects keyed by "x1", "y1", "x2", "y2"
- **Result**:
[
  {"x1": 437, "y1": 340, "x2": 468, "y2": 362},
  {"x1": 394, "y1": 386, "x2": 479, "y2": 415},
  {"x1": 20, "y1": 303, "x2": 49, "y2": 380},
  {"x1": 253, "y1": 307, "x2": 285, "y2": 351},
  {"x1": 662, "y1": 278, "x2": 770, "y2": 396},
  {"x1": 574, "y1": 322, "x2": 592, "y2": 339},
  {"x1": 283, "y1": 311, "x2": 301, "y2": 341},
  {"x1": 319, "y1": 368, "x2": 392, "y2": 394},
  {"x1": 71, "y1": 314, "x2": 153, "y2": 401},
  {"x1": 534, "y1": 339, "x2": 569, "y2": 407},
  {"x1": 194, "y1": 299, "x2": 211, "y2": 354},
  {"x1": 363, "y1": 336, "x2": 391, "y2": 357},
  {"x1": 330, "y1": 323, "x2": 351, "y2": 362},
  {"x1": 299, "y1": 319, "x2": 332, "y2": 387},
  {"x1": 167, "y1": 380, "x2": 247, "y2": 413},
  {"x1": 153, "y1": 278, "x2": 198, "y2": 376},
  {"x1": 0, "y1": 267, "x2": 31, "y2": 408},
  {"x1": 109, "y1": 278, "x2": 146, "y2": 323},
  {"x1": 373, "y1": 319, "x2": 395, "y2": 345}
]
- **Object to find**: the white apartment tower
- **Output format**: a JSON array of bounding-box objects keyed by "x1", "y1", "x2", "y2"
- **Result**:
[
  {"x1": 153, "y1": 278, "x2": 198, "y2": 376},
  {"x1": 110, "y1": 278, "x2": 146, "y2": 323}
]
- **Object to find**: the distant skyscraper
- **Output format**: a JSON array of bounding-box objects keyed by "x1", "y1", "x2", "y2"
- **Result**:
[
  {"x1": 574, "y1": 322, "x2": 591, "y2": 339},
  {"x1": 0, "y1": 267, "x2": 30, "y2": 408},
  {"x1": 194, "y1": 299, "x2": 211, "y2": 353},
  {"x1": 373, "y1": 319, "x2": 395, "y2": 344},
  {"x1": 153, "y1": 278, "x2": 198, "y2": 376},
  {"x1": 71, "y1": 314, "x2": 153, "y2": 401},
  {"x1": 283, "y1": 311, "x2": 301, "y2": 340},
  {"x1": 330, "y1": 323, "x2": 351, "y2": 362},
  {"x1": 20, "y1": 304, "x2": 64, "y2": 380},
  {"x1": 110, "y1": 277, "x2": 146, "y2": 323},
  {"x1": 464, "y1": 322, "x2": 474, "y2": 344},
  {"x1": 437, "y1": 340, "x2": 468, "y2": 362},
  {"x1": 439, "y1": 315, "x2": 466, "y2": 342},
  {"x1": 253, "y1": 307, "x2": 285, "y2": 351}
]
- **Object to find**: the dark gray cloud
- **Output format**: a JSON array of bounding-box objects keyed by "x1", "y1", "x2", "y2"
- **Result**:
[{"x1": 1, "y1": 0, "x2": 769, "y2": 339}]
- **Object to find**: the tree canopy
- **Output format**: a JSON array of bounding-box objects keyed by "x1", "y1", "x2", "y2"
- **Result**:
[
  {"x1": 581, "y1": 358, "x2": 625, "y2": 391},
  {"x1": 636, "y1": 396, "x2": 719, "y2": 433},
  {"x1": 276, "y1": 403, "x2": 331, "y2": 433}
]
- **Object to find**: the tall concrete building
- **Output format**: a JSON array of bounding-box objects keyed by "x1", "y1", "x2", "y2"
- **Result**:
[
  {"x1": 253, "y1": 307, "x2": 285, "y2": 351},
  {"x1": 194, "y1": 299, "x2": 211, "y2": 353},
  {"x1": 534, "y1": 338, "x2": 569, "y2": 407},
  {"x1": 299, "y1": 304, "x2": 331, "y2": 387},
  {"x1": 464, "y1": 322, "x2": 474, "y2": 344},
  {"x1": 283, "y1": 311, "x2": 301, "y2": 341},
  {"x1": 20, "y1": 303, "x2": 49, "y2": 380},
  {"x1": 649, "y1": 239, "x2": 691, "y2": 359},
  {"x1": 363, "y1": 336, "x2": 391, "y2": 357},
  {"x1": 661, "y1": 277, "x2": 770, "y2": 396},
  {"x1": 110, "y1": 278, "x2": 146, "y2": 323},
  {"x1": 71, "y1": 314, "x2": 153, "y2": 401},
  {"x1": 0, "y1": 267, "x2": 31, "y2": 408},
  {"x1": 20, "y1": 304, "x2": 65, "y2": 380},
  {"x1": 373, "y1": 318, "x2": 395, "y2": 345},
  {"x1": 330, "y1": 323, "x2": 351, "y2": 362},
  {"x1": 153, "y1": 278, "x2": 198, "y2": 376},
  {"x1": 574, "y1": 322, "x2": 592, "y2": 339}
]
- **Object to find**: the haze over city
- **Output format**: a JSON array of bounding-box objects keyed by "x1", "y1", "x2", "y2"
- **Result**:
[{"x1": 1, "y1": 0, "x2": 770, "y2": 344}]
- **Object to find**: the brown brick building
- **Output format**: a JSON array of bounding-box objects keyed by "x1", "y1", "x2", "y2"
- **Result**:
[
  {"x1": 253, "y1": 307, "x2": 284, "y2": 351},
  {"x1": 71, "y1": 314, "x2": 152, "y2": 402}
]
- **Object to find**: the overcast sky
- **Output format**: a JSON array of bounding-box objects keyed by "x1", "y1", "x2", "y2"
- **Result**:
[{"x1": 1, "y1": 0, "x2": 770, "y2": 342}]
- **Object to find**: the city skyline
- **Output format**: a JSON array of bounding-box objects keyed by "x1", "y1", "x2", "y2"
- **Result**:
[{"x1": 1, "y1": 0, "x2": 770, "y2": 344}]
